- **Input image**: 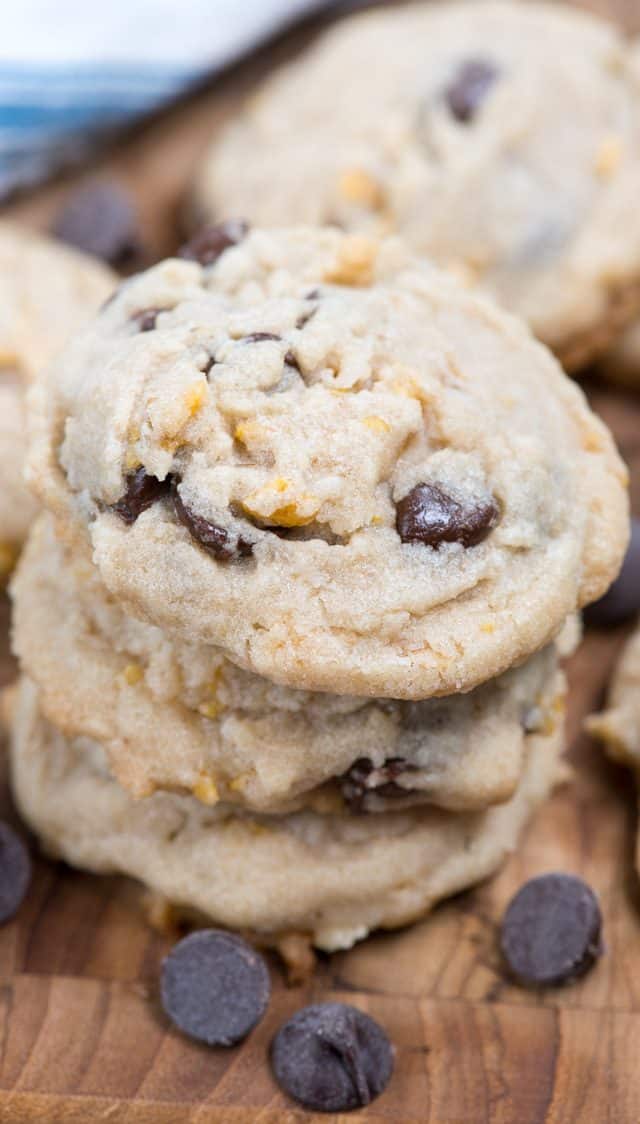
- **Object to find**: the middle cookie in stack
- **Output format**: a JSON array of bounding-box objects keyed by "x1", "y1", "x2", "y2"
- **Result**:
[{"x1": 11, "y1": 226, "x2": 628, "y2": 951}]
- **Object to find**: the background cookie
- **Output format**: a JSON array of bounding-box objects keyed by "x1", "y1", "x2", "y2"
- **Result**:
[
  {"x1": 10, "y1": 676, "x2": 565, "y2": 952},
  {"x1": 12, "y1": 514, "x2": 566, "y2": 815},
  {"x1": 0, "y1": 223, "x2": 116, "y2": 575},
  {"x1": 587, "y1": 624, "x2": 640, "y2": 870},
  {"x1": 587, "y1": 624, "x2": 640, "y2": 773},
  {"x1": 194, "y1": 1, "x2": 640, "y2": 371},
  {"x1": 28, "y1": 227, "x2": 628, "y2": 698}
]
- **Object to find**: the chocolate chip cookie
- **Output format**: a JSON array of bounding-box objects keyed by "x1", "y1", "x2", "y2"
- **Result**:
[
  {"x1": 9, "y1": 675, "x2": 565, "y2": 952},
  {"x1": 0, "y1": 223, "x2": 115, "y2": 579},
  {"x1": 194, "y1": 1, "x2": 640, "y2": 371},
  {"x1": 28, "y1": 227, "x2": 628, "y2": 698},
  {"x1": 12, "y1": 513, "x2": 566, "y2": 815},
  {"x1": 587, "y1": 622, "x2": 640, "y2": 873}
]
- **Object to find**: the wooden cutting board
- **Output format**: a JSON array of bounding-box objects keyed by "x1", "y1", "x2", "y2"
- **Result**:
[{"x1": 2, "y1": 3, "x2": 640, "y2": 1120}]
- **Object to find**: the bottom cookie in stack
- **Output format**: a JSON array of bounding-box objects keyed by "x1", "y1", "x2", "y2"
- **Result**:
[{"x1": 11, "y1": 675, "x2": 565, "y2": 952}]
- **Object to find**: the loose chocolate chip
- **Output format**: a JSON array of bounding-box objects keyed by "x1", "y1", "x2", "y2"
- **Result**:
[
  {"x1": 271, "y1": 1002, "x2": 394, "y2": 1112},
  {"x1": 396, "y1": 482, "x2": 499, "y2": 548},
  {"x1": 0, "y1": 822, "x2": 31, "y2": 924},
  {"x1": 501, "y1": 873, "x2": 603, "y2": 988},
  {"x1": 172, "y1": 479, "x2": 253, "y2": 561},
  {"x1": 445, "y1": 59, "x2": 499, "y2": 123},
  {"x1": 583, "y1": 518, "x2": 640, "y2": 628},
  {"x1": 178, "y1": 219, "x2": 248, "y2": 266},
  {"x1": 131, "y1": 307, "x2": 165, "y2": 332},
  {"x1": 242, "y1": 332, "x2": 281, "y2": 344},
  {"x1": 161, "y1": 929, "x2": 270, "y2": 1047},
  {"x1": 341, "y1": 757, "x2": 413, "y2": 812},
  {"x1": 111, "y1": 468, "x2": 169, "y2": 524},
  {"x1": 52, "y1": 180, "x2": 141, "y2": 266}
]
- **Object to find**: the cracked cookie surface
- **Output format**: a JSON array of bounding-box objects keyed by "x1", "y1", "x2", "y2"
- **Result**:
[
  {"x1": 28, "y1": 227, "x2": 628, "y2": 697},
  {"x1": 194, "y1": 1, "x2": 640, "y2": 369}
]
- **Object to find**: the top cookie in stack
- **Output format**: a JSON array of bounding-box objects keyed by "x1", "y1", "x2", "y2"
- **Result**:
[
  {"x1": 10, "y1": 223, "x2": 628, "y2": 950},
  {"x1": 193, "y1": 0, "x2": 640, "y2": 372},
  {"x1": 28, "y1": 225, "x2": 626, "y2": 698}
]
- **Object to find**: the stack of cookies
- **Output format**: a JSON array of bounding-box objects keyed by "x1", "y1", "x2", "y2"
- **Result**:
[{"x1": 9, "y1": 224, "x2": 628, "y2": 952}]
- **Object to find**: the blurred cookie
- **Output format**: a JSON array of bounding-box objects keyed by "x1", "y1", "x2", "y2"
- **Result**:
[
  {"x1": 28, "y1": 227, "x2": 628, "y2": 698},
  {"x1": 0, "y1": 223, "x2": 115, "y2": 577},
  {"x1": 12, "y1": 514, "x2": 566, "y2": 815},
  {"x1": 587, "y1": 623, "x2": 640, "y2": 810},
  {"x1": 194, "y1": 1, "x2": 640, "y2": 371},
  {"x1": 10, "y1": 675, "x2": 565, "y2": 952}
]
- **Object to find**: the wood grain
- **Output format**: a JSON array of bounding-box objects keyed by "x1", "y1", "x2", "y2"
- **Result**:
[{"x1": 2, "y1": 2, "x2": 640, "y2": 1120}]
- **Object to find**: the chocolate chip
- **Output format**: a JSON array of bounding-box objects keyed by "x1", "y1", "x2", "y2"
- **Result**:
[
  {"x1": 0, "y1": 823, "x2": 31, "y2": 925},
  {"x1": 131, "y1": 307, "x2": 165, "y2": 332},
  {"x1": 501, "y1": 873, "x2": 603, "y2": 988},
  {"x1": 296, "y1": 305, "x2": 318, "y2": 330},
  {"x1": 52, "y1": 180, "x2": 141, "y2": 266},
  {"x1": 172, "y1": 479, "x2": 253, "y2": 561},
  {"x1": 178, "y1": 219, "x2": 248, "y2": 266},
  {"x1": 270, "y1": 1002, "x2": 394, "y2": 1112},
  {"x1": 445, "y1": 59, "x2": 499, "y2": 123},
  {"x1": 161, "y1": 930, "x2": 270, "y2": 1047},
  {"x1": 396, "y1": 482, "x2": 499, "y2": 548},
  {"x1": 284, "y1": 350, "x2": 301, "y2": 372},
  {"x1": 242, "y1": 332, "x2": 281, "y2": 344},
  {"x1": 341, "y1": 757, "x2": 413, "y2": 813},
  {"x1": 111, "y1": 468, "x2": 169, "y2": 524},
  {"x1": 583, "y1": 518, "x2": 640, "y2": 628},
  {"x1": 200, "y1": 354, "x2": 217, "y2": 377}
]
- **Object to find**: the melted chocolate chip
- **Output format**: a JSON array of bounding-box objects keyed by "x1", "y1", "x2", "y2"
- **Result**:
[
  {"x1": 501, "y1": 873, "x2": 603, "y2": 988},
  {"x1": 583, "y1": 518, "x2": 640, "y2": 628},
  {"x1": 172, "y1": 479, "x2": 253, "y2": 561},
  {"x1": 242, "y1": 332, "x2": 281, "y2": 344},
  {"x1": 131, "y1": 307, "x2": 164, "y2": 332},
  {"x1": 52, "y1": 180, "x2": 141, "y2": 266},
  {"x1": 341, "y1": 757, "x2": 414, "y2": 812},
  {"x1": 111, "y1": 468, "x2": 169, "y2": 524},
  {"x1": 178, "y1": 219, "x2": 248, "y2": 266},
  {"x1": 445, "y1": 59, "x2": 499, "y2": 123},
  {"x1": 0, "y1": 823, "x2": 31, "y2": 924},
  {"x1": 161, "y1": 930, "x2": 270, "y2": 1047},
  {"x1": 270, "y1": 1002, "x2": 394, "y2": 1112},
  {"x1": 396, "y1": 482, "x2": 499, "y2": 548}
]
